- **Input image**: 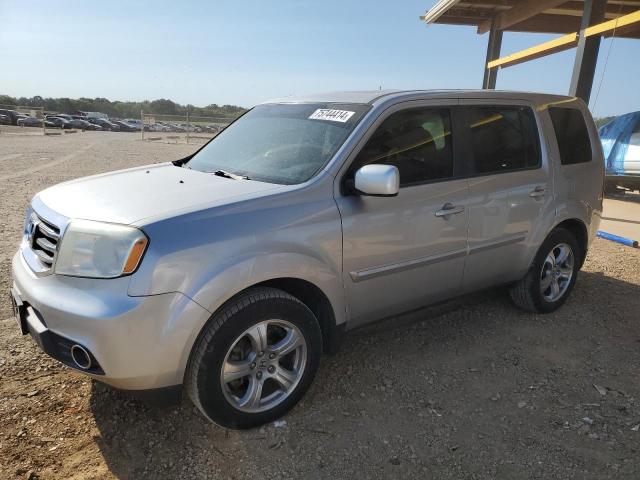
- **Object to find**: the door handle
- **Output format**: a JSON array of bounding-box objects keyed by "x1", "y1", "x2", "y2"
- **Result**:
[
  {"x1": 529, "y1": 186, "x2": 546, "y2": 198},
  {"x1": 434, "y1": 203, "x2": 465, "y2": 218}
]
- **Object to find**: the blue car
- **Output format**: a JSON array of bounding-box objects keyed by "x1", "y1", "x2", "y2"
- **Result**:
[{"x1": 600, "y1": 111, "x2": 640, "y2": 192}]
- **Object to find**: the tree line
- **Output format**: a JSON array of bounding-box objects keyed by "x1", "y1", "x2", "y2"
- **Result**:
[{"x1": 0, "y1": 94, "x2": 245, "y2": 119}]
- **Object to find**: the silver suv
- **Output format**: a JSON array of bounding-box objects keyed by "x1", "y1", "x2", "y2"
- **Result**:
[{"x1": 11, "y1": 90, "x2": 603, "y2": 428}]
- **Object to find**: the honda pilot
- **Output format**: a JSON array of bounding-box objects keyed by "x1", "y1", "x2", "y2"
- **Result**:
[{"x1": 11, "y1": 90, "x2": 604, "y2": 428}]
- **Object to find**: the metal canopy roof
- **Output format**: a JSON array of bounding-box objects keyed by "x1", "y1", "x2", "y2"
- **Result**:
[
  {"x1": 419, "y1": 0, "x2": 640, "y2": 101},
  {"x1": 421, "y1": 0, "x2": 640, "y2": 38}
]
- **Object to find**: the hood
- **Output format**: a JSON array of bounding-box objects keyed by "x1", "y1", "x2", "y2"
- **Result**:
[{"x1": 36, "y1": 163, "x2": 285, "y2": 225}]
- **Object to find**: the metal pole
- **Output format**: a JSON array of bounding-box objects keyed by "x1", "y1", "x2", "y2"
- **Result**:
[
  {"x1": 186, "y1": 111, "x2": 190, "y2": 144},
  {"x1": 42, "y1": 107, "x2": 45, "y2": 136},
  {"x1": 569, "y1": 0, "x2": 607, "y2": 103},
  {"x1": 141, "y1": 110, "x2": 144, "y2": 141},
  {"x1": 482, "y1": 17, "x2": 503, "y2": 89}
]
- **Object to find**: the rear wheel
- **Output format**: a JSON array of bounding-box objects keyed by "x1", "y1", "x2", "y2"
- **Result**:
[
  {"x1": 185, "y1": 287, "x2": 322, "y2": 429},
  {"x1": 510, "y1": 228, "x2": 581, "y2": 313}
]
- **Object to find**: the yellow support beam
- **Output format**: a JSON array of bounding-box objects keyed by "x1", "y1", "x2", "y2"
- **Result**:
[
  {"x1": 487, "y1": 33, "x2": 578, "y2": 69},
  {"x1": 487, "y1": 9, "x2": 640, "y2": 70},
  {"x1": 584, "y1": 9, "x2": 640, "y2": 37}
]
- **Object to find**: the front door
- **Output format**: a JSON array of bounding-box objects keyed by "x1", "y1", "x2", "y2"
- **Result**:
[{"x1": 335, "y1": 102, "x2": 469, "y2": 327}]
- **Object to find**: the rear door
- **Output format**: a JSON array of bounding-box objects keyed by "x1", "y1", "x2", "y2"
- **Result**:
[
  {"x1": 458, "y1": 100, "x2": 554, "y2": 291},
  {"x1": 335, "y1": 100, "x2": 470, "y2": 327}
]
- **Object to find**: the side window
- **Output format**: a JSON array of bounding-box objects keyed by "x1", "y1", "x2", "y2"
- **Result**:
[
  {"x1": 631, "y1": 120, "x2": 640, "y2": 147},
  {"x1": 352, "y1": 107, "x2": 454, "y2": 186},
  {"x1": 466, "y1": 106, "x2": 540, "y2": 175},
  {"x1": 549, "y1": 107, "x2": 592, "y2": 165}
]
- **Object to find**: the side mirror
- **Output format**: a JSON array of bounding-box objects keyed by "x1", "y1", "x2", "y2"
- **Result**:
[{"x1": 353, "y1": 164, "x2": 400, "y2": 197}]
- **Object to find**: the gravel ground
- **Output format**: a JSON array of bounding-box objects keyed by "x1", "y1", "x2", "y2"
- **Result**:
[{"x1": 1, "y1": 131, "x2": 639, "y2": 479}]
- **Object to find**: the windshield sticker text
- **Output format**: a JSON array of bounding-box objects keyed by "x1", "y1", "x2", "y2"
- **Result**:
[{"x1": 308, "y1": 109, "x2": 355, "y2": 123}]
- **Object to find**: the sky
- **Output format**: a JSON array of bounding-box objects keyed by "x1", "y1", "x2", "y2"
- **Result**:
[{"x1": 1, "y1": 0, "x2": 638, "y2": 117}]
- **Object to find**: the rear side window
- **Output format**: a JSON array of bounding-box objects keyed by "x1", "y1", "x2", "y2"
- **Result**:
[
  {"x1": 465, "y1": 106, "x2": 540, "y2": 175},
  {"x1": 351, "y1": 107, "x2": 454, "y2": 186},
  {"x1": 549, "y1": 107, "x2": 592, "y2": 165}
]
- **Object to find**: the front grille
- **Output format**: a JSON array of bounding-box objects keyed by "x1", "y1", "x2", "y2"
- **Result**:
[{"x1": 28, "y1": 213, "x2": 61, "y2": 270}]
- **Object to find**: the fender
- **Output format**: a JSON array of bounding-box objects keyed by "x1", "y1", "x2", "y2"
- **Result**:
[
  {"x1": 189, "y1": 251, "x2": 346, "y2": 325},
  {"x1": 172, "y1": 251, "x2": 346, "y2": 385}
]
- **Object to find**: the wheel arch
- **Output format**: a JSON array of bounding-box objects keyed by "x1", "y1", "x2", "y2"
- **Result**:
[
  {"x1": 183, "y1": 273, "x2": 344, "y2": 384},
  {"x1": 254, "y1": 278, "x2": 344, "y2": 354},
  {"x1": 553, "y1": 218, "x2": 588, "y2": 267}
]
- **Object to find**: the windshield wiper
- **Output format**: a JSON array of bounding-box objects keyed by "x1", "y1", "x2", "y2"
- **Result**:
[{"x1": 211, "y1": 169, "x2": 249, "y2": 180}]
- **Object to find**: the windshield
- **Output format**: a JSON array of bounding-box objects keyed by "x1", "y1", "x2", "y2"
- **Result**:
[{"x1": 185, "y1": 103, "x2": 369, "y2": 184}]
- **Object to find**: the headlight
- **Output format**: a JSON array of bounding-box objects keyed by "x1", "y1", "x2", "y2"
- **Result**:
[{"x1": 55, "y1": 220, "x2": 148, "y2": 278}]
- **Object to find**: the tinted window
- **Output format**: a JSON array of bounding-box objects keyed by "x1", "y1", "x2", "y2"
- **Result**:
[
  {"x1": 352, "y1": 108, "x2": 454, "y2": 186},
  {"x1": 549, "y1": 107, "x2": 592, "y2": 165},
  {"x1": 466, "y1": 106, "x2": 540, "y2": 175}
]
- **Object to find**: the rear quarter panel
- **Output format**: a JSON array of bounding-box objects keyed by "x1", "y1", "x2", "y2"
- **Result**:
[{"x1": 541, "y1": 99, "x2": 604, "y2": 248}]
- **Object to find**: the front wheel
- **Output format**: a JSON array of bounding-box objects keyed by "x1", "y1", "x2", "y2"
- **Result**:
[
  {"x1": 185, "y1": 287, "x2": 322, "y2": 429},
  {"x1": 510, "y1": 228, "x2": 581, "y2": 313}
]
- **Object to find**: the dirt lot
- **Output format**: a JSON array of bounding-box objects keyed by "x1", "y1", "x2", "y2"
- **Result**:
[
  {"x1": 600, "y1": 193, "x2": 640, "y2": 242},
  {"x1": 1, "y1": 131, "x2": 639, "y2": 479}
]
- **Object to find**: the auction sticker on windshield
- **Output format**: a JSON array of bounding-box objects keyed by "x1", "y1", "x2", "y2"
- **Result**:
[{"x1": 308, "y1": 109, "x2": 355, "y2": 123}]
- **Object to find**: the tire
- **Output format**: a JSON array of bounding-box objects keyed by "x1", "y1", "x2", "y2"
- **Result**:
[
  {"x1": 509, "y1": 228, "x2": 581, "y2": 314},
  {"x1": 185, "y1": 287, "x2": 322, "y2": 429}
]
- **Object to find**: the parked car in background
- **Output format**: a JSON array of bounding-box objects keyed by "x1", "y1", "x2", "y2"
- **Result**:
[
  {"x1": 51, "y1": 114, "x2": 74, "y2": 122},
  {"x1": 52, "y1": 115, "x2": 99, "y2": 130},
  {"x1": 143, "y1": 122, "x2": 170, "y2": 132},
  {"x1": 17, "y1": 116, "x2": 35, "y2": 127},
  {"x1": 87, "y1": 117, "x2": 120, "y2": 131},
  {"x1": 152, "y1": 121, "x2": 170, "y2": 131},
  {"x1": 194, "y1": 124, "x2": 217, "y2": 134},
  {"x1": 600, "y1": 111, "x2": 640, "y2": 193},
  {"x1": 72, "y1": 119, "x2": 96, "y2": 130},
  {"x1": 17, "y1": 117, "x2": 56, "y2": 128},
  {"x1": 113, "y1": 120, "x2": 141, "y2": 132},
  {"x1": 52, "y1": 114, "x2": 85, "y2": 130},
  {"x1": 76, "y1": 111, "x2": 108, "y2": 120},
  {"x1": 0, "y1": 109, "x2": 23, "y2": 125},
  {"x1": 45, "y1": 116, "x2": 72, "y2": 129},
  {"x1": 71, "y1": 115, "x2": 103, "y2": 131},
  {"x1": 0, "y1": 113, "x2": 11, "y2": 125},
  {"x1": 124, "y1": 118, "x2": 143, "y2": 128}
]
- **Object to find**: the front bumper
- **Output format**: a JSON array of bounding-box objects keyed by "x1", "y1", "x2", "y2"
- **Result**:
[
  {"x1": 10, "y1": 288, "x2": 105, "y2": 375},
  {"x1": 11, "y1": 251, "x2": 210, "y2": 390}
]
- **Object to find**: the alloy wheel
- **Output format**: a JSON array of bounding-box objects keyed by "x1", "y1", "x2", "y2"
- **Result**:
[
  {"x1": 540, "y1": 242, "x2": 574, "y2": 302},
  {"x1": 220, "y1": 319, "x2": 307, "y2": 413}
]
